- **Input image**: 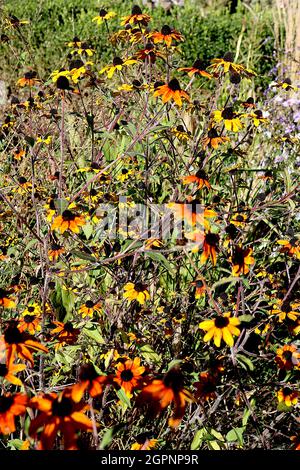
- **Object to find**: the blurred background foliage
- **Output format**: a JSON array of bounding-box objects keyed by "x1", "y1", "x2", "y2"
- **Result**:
[{"x1": 0, "y1": 0, "x2": 280, "y2": 90}]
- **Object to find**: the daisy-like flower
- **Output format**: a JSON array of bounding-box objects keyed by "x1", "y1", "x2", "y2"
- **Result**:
[
  {"x1": 36, "y1": 135, "x2": 52, "y2": 145},
  {"x1": 48, "y1": 243, "x2": 65, "y2": 261},
  {"x1": 194, "y1": 372, "x2": 217, "y2": 402},
  {"x1": 241, "y1": 97, "x2": 256, "y2": 109},
  {"x1": 79, "y1": 301, "x2": 101, "y2": 318},
  {"x1": 114, "y1": 357, "x2": 145, "y2": 395},
  {"x1": 18, "y1": 303, "x2": 42, "y2": 334},
  {"x1": 209, "y1": 52, "x2": 256, "y2": 78},
  {"x1": 0, "y1": 358, "x2": 26, "y2": 386},
  {"x1": 131, "y1": 434, "x2": 158, "y2": 450},
  {"x1": 92, "y1": 9, "x2": 116, "y2": 25},
  {"x1": 123, "y1": 282, "x2": 150, "y2": 305},
  {"x1": 69, "y1": 40, "x2": 95, "y2": 57},
  {"x1": 135, "y1": 42, "x2": 163, "y2": 63},
  {"x1": 149, "y1": 25, "x2": 183, "y2": 47},
  {"x1": 230, "y1": 246, "x2": 254, "y2": 276},
  {"x1": 230, "y1": 212, "x2": 248, "y2": 227},
  {"x1": 99, "y1": 56, "x2": 137, "y2": 79},
  {"x1": 201, "y1": 127, "x2": 230, "y2": 149},
  {"x1": 117, "y1": 168, "x2": 134, "y2": 182},
  {"x1": 213, "y1": 107, "x2": 243, "y2": 132},
  {"x1": 51, "y1": 210, "x2": 86, "y2": 234},
  {"x1": 291, "y1": 436, "x2": 300, "y2": 450},
  {"x1": 0, "y1": 289, "x2": 16, "y2": 308},
  {"x1": 153, "y1": 78, "x2": 189, "y2": 107},
  {"x1": 200, "y1": 232, "x2": 220, "y2": 266},
  {"x1": 275, "y1": 344, "x2": 300, "y2": 370},
  {"x1": 199, "y1": 312, "x2": 240, "y2": 348},
  {"x1": 171, "y1": 125, "x2": 191, "y2": 141},
  {"x1": 181, "y1": 169, "x2": 211, "y2": 190},
  {"x1": 277, "y1": 387, "x2": 298, "y2": 407},
  {"x1": 121, "y1": 5, "x2": 151, "y2": 27},
  {"x1": 272, "y1": 78, "x2": 298, "y2": 91},
  {"x1": 2, "y1": 322, "x2": 48, "y2": 367},
  {"x1": 270, "y1": 300, "x2": 300, "y2": 323},
  {"x1": 277, "y1": 238, "x2": 300, "y2": 260},
  {"x1": 13, "y1": 148, "x2": 26, "y2": 161},
  {"x1": 71, "y1": 364, "x2": 111, "y2": 402},
  {"x1": 15, "y1": 177, "x2": 32, "y2": 193},
  {"x1": 169, "y1": 200, "x2": 217, "y2": 230},
  {"x1": 245, "y1": 110, "x2": 268, "y2": 127},
  {"x1": 0, "y1": 393, "x2": 27, "y2": 434},
  {"x1": 191, "y1": 278, "x2": 206, "y2": 299},
  {"x1": 5, "y1": 15, "x2": 29, "y2": 29},
  {"x1": 29, "y1": 389, "x2": 93, "y2": 450},
  {"x1": 17, "y1": 71, "x2": 40, "y2": 87},
  {"x1": 179, "y1": 59, "x2": 212, "y2": 78},
  {"x1": 138, "y1": 367, "x2": 193, "y2": 428},
  {"x1": 51, "y1": 321, "x2": 80, "y2": 349}
]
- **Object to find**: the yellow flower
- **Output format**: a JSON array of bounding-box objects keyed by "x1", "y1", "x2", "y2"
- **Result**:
[
  {"x1": 51, "y1": 210, "x2": 86, "y2": 234},
  {"x1": 123, "y1": 282, "x2": 150, "y2": 305},
  {"x1": 99, "y1": 57, "x2": 137, "y2": 79},
  {"x1": 92, "y1": 9, "x2": 116, "y2": 24},
  {"x1": 213, "y1": 107, "x2": 243, "y2": 132},
  {"x1": 37, "y1": 135, "x2": 52, "y2": 145},
  {"x1": 277, "y1": 387, "x2": 298, "y2": 407},
  {"x1": 208, "y1": 52, "x2": 256, "y2": 78},
  {"x1": 199, "y1": 312, "x2": 240, "y2": 348},
  {"x1": 79, "y1": 301, "x2": 102, "y2": 318}
]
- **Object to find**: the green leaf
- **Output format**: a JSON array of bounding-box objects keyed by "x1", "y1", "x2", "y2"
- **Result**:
[
  {"x1": 116, "y1": 388, "x2": 131, "y2": 408},
  {"x1": 226, "y1": 427, "x2": 245, "y2": 445},
  {"x1": 144, "y1": 252, "x2": 175, "y2": 275},
  {"x1": 139, "y1": 344, "x2": 162, "y2": 365},
  {"x1": 54, "y1": 198, "x2": 69, "y2": 214},
  {"x1": 83, "y1": 322, "x2": 105, "y2": 344},
  {"x1": 191, "y1": 428, "x2": 206, "y2": 450},
  {"x1": 82, "y1": 223, "x2": 94, "y2": 240},
  {"x1": 236, "y1": 354, "x2": 254, "y2": 371},
  {"x1": 71, "y1": 250, "x2": 97, "y2": 262},
  {"x1": 100, "y1": 424, "x2": 124, "y2": 450}
]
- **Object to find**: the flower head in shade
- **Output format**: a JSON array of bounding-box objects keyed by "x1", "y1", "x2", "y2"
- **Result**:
[
  {"x1": 0, "y1": 289, "x2": 16, "y2": 308},
  {"x1": 153, "y1": 79, "x2": 189, "y2": 107},
  {"x1": 181, "y1": 169, "x2": 210, "y2": 190},
  {"x1": 71, "y1": 363, "x2": 111, "y2": 402},
  {"x1": 277, "y1": 237, "x2": 300, "y2": 260},
  {"x1": 149, "y1": 25, "x2": 183, "y2": 47},
  {"x1": 123, "y1": 282, "x2": 150, "y2": 305},
  {"x1": 199, "y1": 312, "x2": 240, "y2": 348},
  {"x1": 138, "y1": 367, "x2": 194, "y2": 428},
  {"x1": 17, "y1": 71, "x2": 40, "y2": 87},
  {"x1": 275, "y1": 344, "x2": 300, "y2": 370},
  {"x1": 230, "y1": 246, "x2": 254, "y2": 276},
  {"x1": 0, "y1": 393, "x2": 27, "y2": 434},
  {"x1": 29, "y1": 389, "x2": 93, "y2": 450},
  {"x1": 200, "y1": 232, "x2": 220, "y2": 266},
  {"x1": 272, "y1": 78, "x2": 298, "y2": 91},
  {"x1": 179, "y1": 59, "x2": 211, "y2": 78},
  {"x1": 131, "y1": 433, "x2": 158, "y2": 450},
  {"x1": 194, "y1": 372, "x2": 217, "y2": 402},
  {"x1": 277, "y1": 387, "x2": 298, "y2": 407}
]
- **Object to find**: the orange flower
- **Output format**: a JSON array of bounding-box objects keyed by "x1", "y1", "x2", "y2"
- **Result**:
[
  {"x1": 51, "y1": 210, "x2": 86, "y2": 234},
  {"x1": 0, "y1": 357, "x2": 26, "y2": 386},
  {"x1": 277, "y1": 387, "x2": 298, "y2": 407},
  {"x1": 138, "y1": 367, "x2": 193, "y2": 428},
  {"x1": 51, "y1": 321, "x2": 80, "y2": 349},
  {"x1": 194, "y1": 372, "x2": 217, "y2": 402},
  {"x1": 114, "y1": 357, "x2": 145, "y2": 395},
  {"x1": 71, "y1": 364, "x2": 111, "y2": 402},
  {"x1": 0, "y1": 289, "x2": 16, "y2": 308},
  {"x1": 149, "y1": 25, "x2": 183, "y2": 47},
  {"x1": 181, "y1": 170, "x2": 211, "y2": 190},
  {"x1": 29, "y1": 389, "x2": 93, "y2": 450},
  {"x1": 2, "y1": 322, "x2": 48, "y2": 367},
  {"x1": 191, "y1": 278, "x2": 206, "y2": 299},
  {"x1": 153, "y1": 78, "x2": 189, "y2": 107},
  {"x1": 200, "y1": 232, "x2": 220, "y2": 266},
  {"x1": 48, "y1": 243, "x2": 65, "y2": 261},
  {"x1": 121, "y1": 5, "x2": 151, "y2": 26},
  {"x1": 169, "y1": 200, "x2": 217, "y2": 229},
  {"x1": 179, "y1": 59, "x2": 211, "y2": 78},
  {"x1": 277, "y1": 238, "x2": 300, "y2": 260},
  {"x1": 0, "y1": 393, "x2": 28, "y2": 434},
  {"x1": 230, "y1": 246, "x2": 254, "y2": 276},
  {"x1": 201, "y1": 128, "x2": 230, "y2": 149},
  {"x1": 275, "y1": 344, "x2": 300, "y2": 370},
  {"x1": 135, "y1": 42, "x2": 163, "y2": 63},
  {"x1": 16, "y1": 71, "x2": 40, "y2": 87},
  {"x1": 131, "y1": 434, "x2": 158, "y2": 450}
]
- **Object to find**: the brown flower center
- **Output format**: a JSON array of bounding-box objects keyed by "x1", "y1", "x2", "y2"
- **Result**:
[
  {"x1": 62, "y1": 210, "x2": 76, "y2": 221},
  {"x1": 24, "y1": 314, "x2": 35, "y2": 323},
  {"x1": 0, "y1": 396, "x2": 14, "y2": 413},
  {"x1": 120, "y1": 369, "x2": 134, "y2": 382},
  {"x1": 52, "y1": 396, "x2": 73, "y2": 417},
  {"x1": 113, "y1": 57, "x2": 124, "y2": 66},
  {"x1": 161, "y1": 25, "x2": 172, "y2": 36},
  {"x1": 168, "y1": 79, "x2": 181, "y2": 92},
  {"x1": 214, "y1": 316, "x2": 230, "y2": 328},
  {"x1": 0, "y1": 364, "x2": 8, "y2": 377},
  {"x1": 282, "y1": 350, "x2": 293, "y2": 361},
  {"x1": 79, "y1": 363, "x2": 98, "y2": 382},
  {"x1": 85, "y1": 300, "x2": 94, "y2": 308},
  {"x1": 221, "y1": 107, "x2": 234, "y2": 120}
]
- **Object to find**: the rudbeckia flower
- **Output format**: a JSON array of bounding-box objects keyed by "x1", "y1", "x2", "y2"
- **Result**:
[
  {"x1": 201, "y1": 128, "x2": 229, "y2": 149},
  {"x1": 230, "y1": 212, "x2": 248, "y2": 227},
  {"x1": 270, "y1": 300, "x2": 300, "y2": 322},
  {"x1": 171, "y1": 125, "x2": 191, "y2": 141},
  {"x1": 92, "y1": 9, "x2": 116, "y2": 25},
  {"x1": 213, "y1": 107, "x2": 243, "y2": 132},
  {"x1": 194, "y1": 372, "x2": 217, "y2": 402},
  {"x1": 123, "y1": 282, "x2": 150, "y2": 305},
  {"x1": 181, "y1": 169, "x2": 210, "y2": 190},
  {"x1": 275, "y1": 345, "x2": 300, "y2": 370},
  {"x1": 29, "y1": 389, "x2": 93, "y2": 450},
  {"x1": 241, "y1": 97, "x2": 256, "y2": 108},
  {"x1": 153, "y1": 78, "x2": 189, "y2": 107},
  {"x1": 0, "y1": 393, "x2": 27, "y2": 434},
  {"x1": 277, "y1": 387, "x2": 298, "y2": 407},
  {"x1": 121, "y1": 5, "x2": 151, "y2": 27},
  {"x1": 99, "y1": 56, "x2": 137, "y2": 79},
  {"x1": 199, "y1": 312, "x2": 240, "y2": 348},
  {"x1": 135, "y1": 42, "x2": 163, "y2": 63},
  {"x1": 179, "y1": 59, "x2": 211, "y2": 78},
  {"x1": 71, "y1": 363, "x2": 111, "y2": 402},
  {"x1": 277, "y1": 238, "x2": 300, "y2": 260},
  {"x1": 51, "y1": 321, "x2": 80, "y2": 349},
  {"x1": 245, "y1": 110, "x2": 268, "y2": 127},
  {"x1": 230, "y1": 246, "x2": 254, "y2": 276},
  {"x1": 209, "y1": 52, "x2": 256, "y2": 78},
  {"x1": 18, "y1": 304, "x2": 42, "y2": 334},
  {"x1": 272, "y1": 78, "x2": 298, "y2": 91},
  {"x1": 17, "y1": 71, "x2": 40, "y2": 87},
  {"x1": 117, "y1": 168, "x2": 134, "y2": 182},
  {"x1": 51, "y1": 210, "x2": 86, "y2": 234},
  {"x1": 149, "y1": 25, "x2": 183, "y2": 47},
  {"x1": 5, "y1": 15, "x2": 29, "y2": 29},
  {"x1": 114, "y1": 357, "x2": 145, "y2": 395},
  {"x1": 0, "y1": 358, "x2": 26, "y2": 386},
  {"x1": 138, "y1": 367, "x2": 194, "y2": 428},
  {"x1": 200, "y1": 232, "x2": 220, "y2": 266},
  {"x1": 131, "y1": 434, "x2": 158, "y2": 450},
  {"x1": 48, "y1": 243, "x2": 64, "y2": 261},
  {"x1": 0, "y1": 289, "x2": 16, "y2": 308},
  {"x1": 79, "y1": 300, "x2": 102, "y2": 318},
  {"x1": 2, "y1": 322, "x2": 48, "y2": 367},
  {"x1": 191, "y1": 278, "x2": 206, "y2": 299}
]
